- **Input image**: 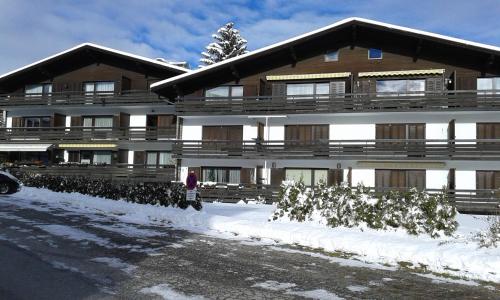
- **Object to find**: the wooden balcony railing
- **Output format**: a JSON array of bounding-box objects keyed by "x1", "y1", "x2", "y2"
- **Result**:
[
  {"x1": 0, "y1": 90, "x2": 170, "y2": 107},
  {"x1": 196, "y1": 184, "x2": 500, "y2": 214},
  {"x1": 175, "y1": 90, "x2": 500, "y2": 115},
  {"x1": 0, "y1": 126, "x2": 177, "y2": 142},
  {"x1": 173, "y1": 139, "x2": 500, "y2": 160},
  {"x1": 10, "y1": 164, "x2": 176, "y2": 182}
]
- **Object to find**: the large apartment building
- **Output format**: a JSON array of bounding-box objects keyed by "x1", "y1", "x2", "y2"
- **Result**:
[
  {"x1": 0, "y1": 43, "x2": 187, "y2": 181},
  {"x1": 1, "y1": 18, "x2": 499, "y2": 211},
  {"x1": 150, "y1": 18, "x2": 500, "y2": 210}
]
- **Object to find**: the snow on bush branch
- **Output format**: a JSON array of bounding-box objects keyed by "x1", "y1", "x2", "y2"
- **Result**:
[
  {"x1": 272, "y1": 181, "x2": 458, "y2": 238},
  {"x1": 199, "y1": 22, "x2": 248, "y2": 67},
  {"x1": 15, "y1": 172, "x2": 186, "y2": 208}
]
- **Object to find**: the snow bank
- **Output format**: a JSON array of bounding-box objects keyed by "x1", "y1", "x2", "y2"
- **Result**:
[{"x1": 7, "y1": 187, "x2": 500, "y2": 283}]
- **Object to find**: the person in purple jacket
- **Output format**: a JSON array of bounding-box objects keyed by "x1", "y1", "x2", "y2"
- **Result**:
[{"x1": 186, "y1": 171, "x2": 198, "y2": 190}]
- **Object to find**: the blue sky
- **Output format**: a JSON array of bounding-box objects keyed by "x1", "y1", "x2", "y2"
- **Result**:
[{"x1": 0, "y1": 0, "x2": 499, "y2": 73}]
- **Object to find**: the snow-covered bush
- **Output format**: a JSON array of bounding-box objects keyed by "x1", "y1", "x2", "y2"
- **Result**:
[
  {"x1": 476, "y1": 216, "x2": 500, "y2": 248},
  {"x1": 272, "y1": 181, "x2": 458, "y2": 237},
  {"x1": 14, "y1": 172, "x2": 186, "y2": 208}
]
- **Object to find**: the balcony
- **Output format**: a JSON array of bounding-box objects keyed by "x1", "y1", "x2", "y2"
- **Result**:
[
  {"x1": 175, "y1": 90, "x2": 500, "y2": 115},
  {"x1": 0, "y1": 126, "x2": 177, "y2": 142},
  {"x1": 172, "y1": 139, "x2": 500, "y2": 160},
  {"x1": 196, "y1": 183, "x2": 499, "y2": 214},
  {"x1": 0, "y1": 90, "x2": 170, "y2": 108},
  {"x1": 10, "y1": 164, "x2": 175, "y2": 183}
]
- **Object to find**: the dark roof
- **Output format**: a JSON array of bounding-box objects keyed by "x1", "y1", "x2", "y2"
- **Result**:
[
  {"x1": 151, "y1": 17, "x2": 500, "y2": 97},
  {"x1": 0, "y1": 43, "x2": 189, "y2": 92}
]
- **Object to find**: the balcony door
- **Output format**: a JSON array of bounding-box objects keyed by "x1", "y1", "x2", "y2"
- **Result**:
[
  {"x1": 376, "y1": 123, "x2": 425, "y2": 155},
  {"x1": 375, "y1": 169, "x2": 426, "y2": 191},
  {"x1": 202, "y1": 126, "x2": 243, "y2": 153}
]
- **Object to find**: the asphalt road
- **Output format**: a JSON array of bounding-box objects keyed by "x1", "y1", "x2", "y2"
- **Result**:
[{"x1": 0, "y1": 195, "x2": 499, "y2": 300}]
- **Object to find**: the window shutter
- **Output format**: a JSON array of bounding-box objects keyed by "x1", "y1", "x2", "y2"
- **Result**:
[
  {"x1": 330, "y1": 81, "x2": 346, "y2": 95},
  {"x1": 426, "y1": 77, "x2": 444, "y2": 93},
  {"x1": 272, "y1": 83, "x2": 286, "y2": 100},
  {"x1": 270, "y1": 168, "x2": 285, "y2": 185}
]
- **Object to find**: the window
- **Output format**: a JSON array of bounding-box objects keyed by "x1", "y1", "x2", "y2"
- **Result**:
[
  {"x1": 202, "y1": 167, "x2": 241, "y2": 184},
  {"x1": 368, "y1": 48, "x2": 383, "y2": 60},
  {"x1": 324, "y1": 50, "x2": 339, "y2": 62},
  {"x1": 205, "y1": 86, "x2": 243, "y2": 100},
  {"x1": 285, "y1": 169, "x2": 328, "y2": 186},
  {"x1": 84, "y1": 81, "x2": 115, "y2": 95},
  {"x1": 25, "y1": 84, "x2": 52, "y2": 96},
  {"x1": 376, "y1": 79, "x2": 425, "y2": 96},
  {"x1": 146, "y1": 152, "x2": 174, "y2": 167},
  {"x1": 286, "y1": 82, "x2": 331, "y2": 99},
  {"x1": 477, "y1": 77, "x2": 500, "y2": 94},
  {"x1": 92, "y1": 151, "x2": 112, "y2": 165},
  {"x1": 82, "y1": 116, "x2": 113, "y2": 131},
  {"x1": 24, "y1": 116, "x2": 51, "y2": 128}
]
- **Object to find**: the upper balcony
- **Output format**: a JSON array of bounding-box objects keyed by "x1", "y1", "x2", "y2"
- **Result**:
[
  {"x1": 0, "y1": 90, "x2": 171, "y2": 108},
  {"x1": 0, "y1": 126, "x2": 177, "y2": 142},
  {"x1": 175, "y1": 90, "x2": 500, "y2": 116},
  {"x1": 173, "y1": 139, "x2": 500, "y2": 161}
]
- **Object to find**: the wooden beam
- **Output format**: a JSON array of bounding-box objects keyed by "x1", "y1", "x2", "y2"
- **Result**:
[
  {"x1": 37, "y1": 66, "x2": 52, "y2": 79},
  {"x1": 350, "y1": 25, "x2": 357, "y2": 49},
  {"x1": 482, "y1": 54, "x2": 495, "y2": 76},
  {"x1": 173, "y1": 84, "x2": 183, "y2": 97},
  {"x1": 413, "y1": 39, "x2": 423, "y2": 62},
  {"x1": 289, "y1": 46, "x2": 298, "y2": 67},
  {"x1": 230, "y1": 65, "x2": 240, "y2": 83}
]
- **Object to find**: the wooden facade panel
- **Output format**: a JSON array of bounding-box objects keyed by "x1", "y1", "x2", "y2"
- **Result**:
[
  {"x1": 476, "y1": 171, "x2": 500, "y2": 190},
  {"x1": 240, "y1": 168, "x2": 253, "y2": 184},
  {"x1": 375, "y1": 169, "x2": 425, "y2": 190},
  {"x1": 270, "y1": 168, "x2": 285, "y2": 186},
  {"x1": 285, "y1": 125, "x2": 329, "y2": 142},
  {"x1": 477, "y1": 123, "x2": 500, "y2": 139},
  {"x1": 133, "y1": 151, "x2": 145, "y2": 165},
  {"x1": 202, "y1": 125, "x2": 243, "y2": 141}
]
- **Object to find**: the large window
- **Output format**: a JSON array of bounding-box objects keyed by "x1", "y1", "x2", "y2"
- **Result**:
[
  {"x1": 146, "y1": 152, "x2": 174, "y2": 167},
  {"x1": 82, "y1": 116, "x2": 113, "y2": 131},
  {"x1": 376, "y1": 79, "x2": 425, "y2": 96},
  {"x1": 24, "y1": 116, "x2": 51, "y2": 128},
  {"x1": 286, "y1": 83, "x2": 330, "y2": 97},
  {"x1": 202, "y1": 167, "x2": 241, "y2": 183},
  {"x1": 25, "y1": 84, "x2": 52, "y2": 96},
  {"x1": 84, "y1": 81, "x2": 115, "y2": 95},
  {"x1": 477, "y1": 77, "x2": 500, "y2": 94},
  {"x1": 285, "y1": 169, "x2": 328, "y2": 186},
  {"x1": 205, "y1": 86, "x2": 243, "y2": 100},
  {"x1": 79, "y1": 150, "x2": 112, "y2": 165}
]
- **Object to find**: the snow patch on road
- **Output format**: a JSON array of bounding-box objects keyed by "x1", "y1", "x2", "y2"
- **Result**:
[
  {"x1": 346, "y1": 285, "x2": 370, "y2": 293},
  {"x1": 91, "y1": 257, "x2": 137, "y2": 274},
  {"x1": 252, "y1": 280, "x2": 296, "y2": 291},
  {"x1": 140, "y1": 284, "x2": 206, "y2": 300},
  {"x1": 413, "y1": 273, "x2": 480, "y2": 286},
  {"x1": 286, "y1": 289, "x2": 344, "y2": 300},
  {"x1": 37, "y1": 224, "x2": 113, "y2": 248},
  {"x1": 90, "y1": 223, "x2": 165, "y2": 238}
]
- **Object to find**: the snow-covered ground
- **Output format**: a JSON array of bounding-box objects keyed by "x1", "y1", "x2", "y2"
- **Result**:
[{"x1": 7, "y1": 187, "x2": 500, "y2": 283}]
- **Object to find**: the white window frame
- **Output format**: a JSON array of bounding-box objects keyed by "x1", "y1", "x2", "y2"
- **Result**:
[{"x1": 368, "y1": 48, "x2": 383, "y2": 60}]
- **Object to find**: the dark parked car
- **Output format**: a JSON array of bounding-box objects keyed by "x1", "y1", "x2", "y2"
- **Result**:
[{"x1": 0, "y1": 171, "x2": 22, "y2": 195}]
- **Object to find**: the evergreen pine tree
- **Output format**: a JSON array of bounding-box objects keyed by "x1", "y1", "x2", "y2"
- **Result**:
[{"x1": 199, "y1": 22, "x2": 248, "y2": 67}]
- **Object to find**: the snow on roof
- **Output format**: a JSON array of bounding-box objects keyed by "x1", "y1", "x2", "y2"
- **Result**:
[
  {"x1": 150, "y1": 17, "x2": 500, "y2": 90},
  {"x1": 0, "y1": 42, "x2": 189, "y2": 81}
]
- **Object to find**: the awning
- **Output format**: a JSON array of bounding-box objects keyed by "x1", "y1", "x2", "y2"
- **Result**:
[
  {"x1": 357, "y1": 161, "x2": 446, "y2": 169},
  {"x1": 358, "y1": 69, "x2": 445, "y2": 78},
  {"x1": 0, "y1": 144, "x2": 52, "y2": 152},
  {"x1": 266, "y1": 72, "x2": 351, "y2": 81},
  {"x1": 58, "y1": 143, "x2": 117, "y2": 150}
]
